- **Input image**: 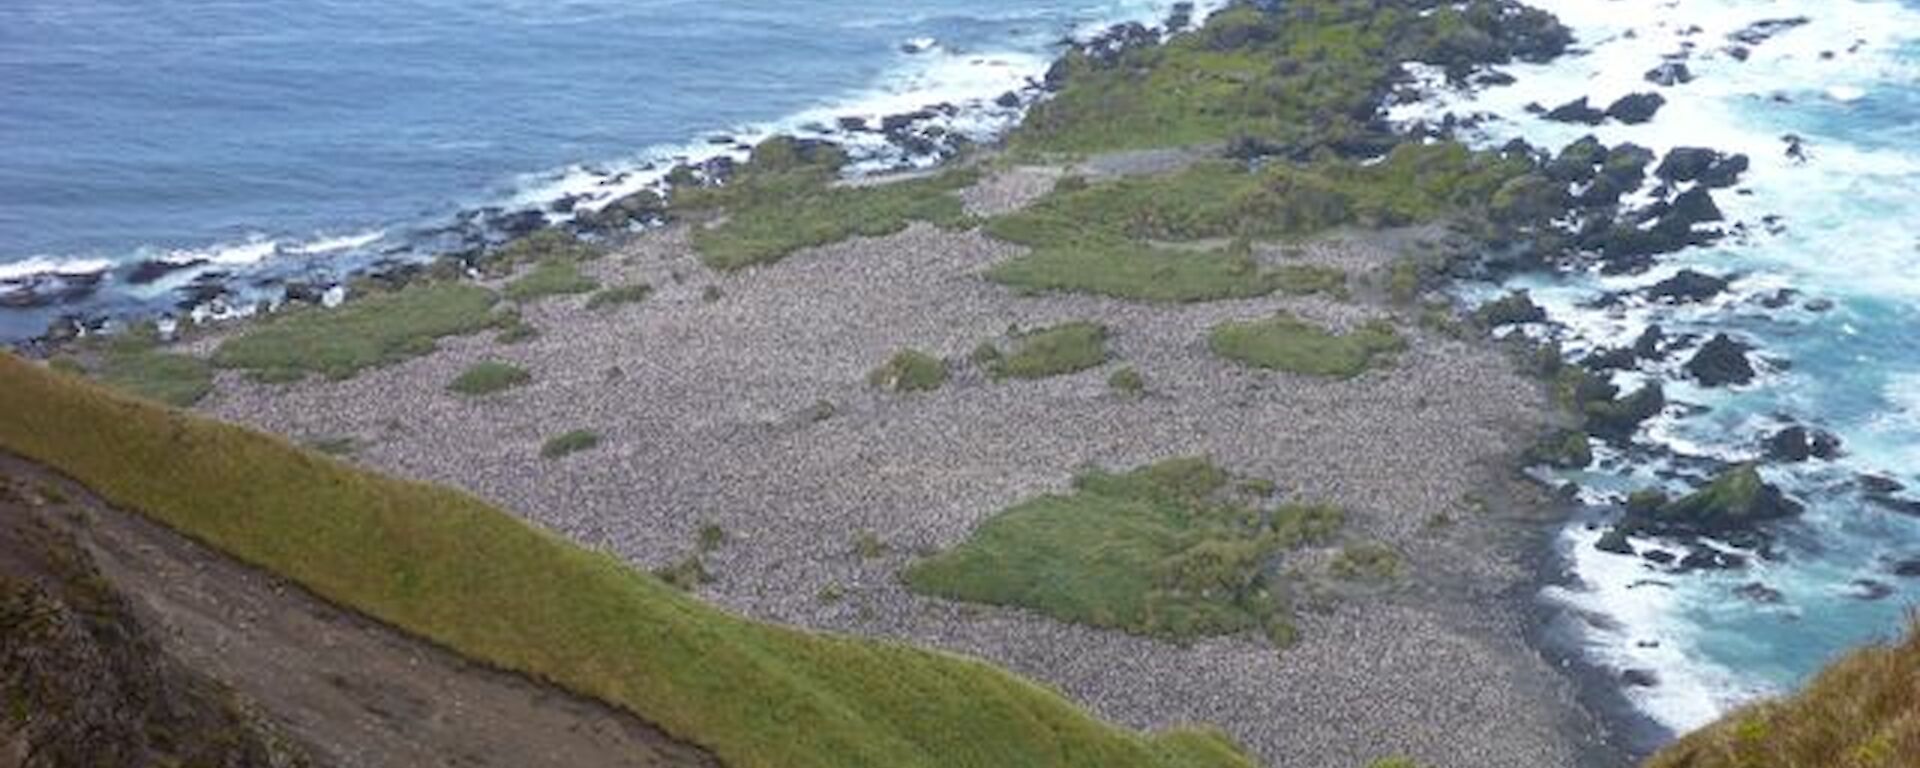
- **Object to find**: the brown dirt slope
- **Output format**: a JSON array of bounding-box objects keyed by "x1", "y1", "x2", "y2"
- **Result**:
[{"x1": 0, "y1": 454, "x2": 717, "y2": 768}]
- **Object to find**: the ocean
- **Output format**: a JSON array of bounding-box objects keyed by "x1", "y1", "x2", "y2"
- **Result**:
[
  {"x1": 0, "y1": 0, "x2": 1217, "y2": 339},
  {"x1": 1390, "y1": 0, "x2": 1920, "y2": 747}
]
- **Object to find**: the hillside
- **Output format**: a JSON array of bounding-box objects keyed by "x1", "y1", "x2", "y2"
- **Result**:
[{"x1": 0, "y1": 353, "x2": 1253, "y2": 768}]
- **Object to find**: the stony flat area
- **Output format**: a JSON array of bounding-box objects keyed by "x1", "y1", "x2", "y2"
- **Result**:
[{"x1": 202, "y1": 168, "x2": 1601, "y2": 768}]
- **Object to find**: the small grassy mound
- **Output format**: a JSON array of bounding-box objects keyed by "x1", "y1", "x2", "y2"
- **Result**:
[
  {"x1": 1109, "y1": 367, "x2": 1146, "y2": 397},
  {"x1": 869, "y1": 350, "x2": 948, "y2": 393},
  {"x1": 55, "y1": 330, "x2": 215, "y2": 408},
  {"x1": 505, "y1": 260, "x2": 600, "y2": 302},
  {"x1": 212, "y1": 283, "x2": 502, "y2": 381},
  {"x1": 984, "y1": 148, "x2": 1518, "y2": 302},
  {"x1": 906, "y1": 458, "x2": 1343, "y2": 647},
  {"x1": 586, "y1": 283, "x2": 653, "y2": 310},
  {"x1": 541, "y1": 429, "x2": 602, "y2": 459},
  {"x1": 0, "y1": 355, "x2": 1257, "y2": 768},
  {"x1": 1647, "y1": 619, "x2": 1920, "y2": 768},
  {"x1": 678, "y1": 137, "x2": 977, "y2": 271},
  {"x1": 992, "y1": 322, "x2": 1109, "y2": 380},
  {"x1": 483, "y1": 230, "x2": 606, "y2": 277},
  {"x1": 447, "y1": 361, "x2": 531, "y2": 396},
  {"x1": 1208, "y1": 313, "x2": 1404, "y2": 379}
]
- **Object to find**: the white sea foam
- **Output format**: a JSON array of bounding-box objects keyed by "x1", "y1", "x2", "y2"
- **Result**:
[
  {"x1": 1400, "y1": 0, "x2": 1920, "y2": 734},
  {"x1": 291, "y1": 230, "x2": 385, "y2": 255},
  {"x1": 0, "y1": 255, "x2": 114, "y2": 281}
]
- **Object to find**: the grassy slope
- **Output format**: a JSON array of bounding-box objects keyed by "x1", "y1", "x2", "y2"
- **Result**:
[
  {"x1": 212, "y1": 282, "x2": 502, "y2": 380},
  {"x1": 0, "y1": 355, "x2": 1252, "y2": 768},
  {"x1": 1646, "y1": 620, "x2": 1920, "y2": 768}
]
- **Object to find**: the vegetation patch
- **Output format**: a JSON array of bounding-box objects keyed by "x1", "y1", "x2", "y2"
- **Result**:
[
  {"x1": 1013, "y1": 1, "x2": 1567, "y2": 155},
  {"x1": 0, "y1": 355, "x2": 1256, "y2": 768},
  {"x1": 1109, "y1": 367, "x2": 1147, "y2": 397},
  {"x1": 984, "y1": 147, "x2": 1520, "y2": 302},
  {"x1": 483, "y1": 230, "x2": 606, "y2": 277},
  {"x1": 80, "y1": 337, "x2": 215, "y2": 408},
  {"x1": 676, "y1": 137, "x2": 978, "y2": 271},
  {"x1": 212, "y1": 283, "x2": 501, "y2": 381},
  {"x1": 505, "y1": 260, "x2": 600, "y2": 303},
  {"x1": 586, "y1": 283, "x2": 653, "y2": 310},
  {"x1": 906, "y1": 458, "x2": 1343, "y2": 647},
  {"x1": 868, "y1": 349, "x2": 947, "y2": 393},
  {"x1": 447, "y1": 361, "x2": 532, "y2": 397},
  {"x1": 1329, "y1": 543, "x2": 1401, "y2": 583},
  {"x1": 541, "y1": 429, "x2": 602, "y2": 459},
  {"x1": 991, "y1": 322, "x2": 1109, "y2": 380},
  {"x1": 1208, "y1": 313, "x2": 1405, "y2": 379}
]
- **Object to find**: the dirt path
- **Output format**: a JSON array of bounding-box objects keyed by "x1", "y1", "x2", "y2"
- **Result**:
[{"x1": 0, "y1": 453, "x2": 717, "y2": 768}]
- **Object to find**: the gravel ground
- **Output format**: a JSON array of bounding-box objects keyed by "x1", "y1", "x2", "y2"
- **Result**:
[{"x1": 201, "y1": 168, "x2": 1605, "y2": 768}]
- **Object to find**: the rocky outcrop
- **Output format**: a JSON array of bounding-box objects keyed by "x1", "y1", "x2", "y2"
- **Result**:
[
  {"x1": 1475, "y1": 290, "x2": 1548, "y2": 327},
  {"x1": 1606, "y1": 93, "x2": 1666, "y2": 124},
  {"x1": 1764, "y1": 426, "x2": 1842, "y2": 463},
  {"x1": 1685, "y1": 333, "x2": 1757, "y2": 387},
  {"x1": 1647, "y1": 269, "x2": 1730, "y2": 303}
]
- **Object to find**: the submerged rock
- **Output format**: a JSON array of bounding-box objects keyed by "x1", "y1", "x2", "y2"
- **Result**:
[
  {"x1": 1735, "y1": 582, "x2": 1786, "y2": 604},
  {"x1": 1647, "y1": 269, "x2": 1730, "y2": 303},
  {"x1": 1645, "y1": 61, "x2": 1695, "y2": 86},
  {"x1": 1849, "y1": 579, "x2": 1895, "y2": 601},
  {"x1": 1685, "y1": 333, "x2": 1757, "y2": 387},
  {"x1": 1545, "y1": 97, "x2": 1606, "y2": 125},
  {"x1": 1764, "y1": 426, "x2": 1843, "y2": 463}
]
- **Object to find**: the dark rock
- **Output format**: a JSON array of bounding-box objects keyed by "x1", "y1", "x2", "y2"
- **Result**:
[
  {"x1": 1636, "y1": 465, "x2": 1804, "y2": 537},
  {"x1": 1489, "y1": 173, "x2": 1570, "y2": 225},
  {"x1": 574, "y1": 189, "x2": 667, "y2": 233},
  {"x1": 1596, "y1": 527, "x2": 1635, "y2": 555},
  {"x1": 1582, "y1": 346, "x2": 1639, "y2": 372},
  {"x1": 1891, "y1": 558, "x2": 1920, "y2": 578},
  {"x1": 1661, "y1": 187, "x2": 1726, "y2": 230},
  {"x1": 994, "y1": 91, "x2": 1022, "y2": 109},
  {"x1": 1648, "y1": 269, "x2": 1730, "y2": 303},
  {"x1": 1474, "y1": 70, "x2": 1518, "y2": 87},
  {"x1": 1656, "y1": 148, "x2": 1748, "y2": 188},
  {"x1": 125, "y1": 259, "x2": 203, "y2": 286},
  {"x1": 1621, "y1": 669, "x2": 1660, "y2": 688},
  {"x1": 836, "y1": 116, "x2": 869, "y2": 132},
  {"x1": 1679, "y1": 548, "x2": 1747, "y2": 572},
  {"x1": 1860, "y1": 475, "x2": 1920, "y2": 516},
  {"x1": 1633, "y1": 325, "x2": 1668, "y2": 359},
  {"x1": 1757, "y1": 288, "x2": 1799, "y2": 309},
  {"x1": 1602, "y1": 143, "x2": 1656, "y2": 188},
  {"x1": 1735, "y1": 582, "x2": 1785, "y2": 604},
  {"x1": 1606, "y1": 92, "x2": 1667, "y2": 124},
  {"x1": 1686, "y1": 334, "x2": 1757, "y2": 387},
  {"x1": 487, "y1": 209, "x2": 548, "y2": 238},
  {"x1": 1586, "y1": 383, "x2": 1667, "y2": 443},
  {"x1": 1764, "y1": 426, "x2": 1843, "y2": 463},
  {"x1": 1645, "y1": 61, "x2": 1695, "y2": 86},
  {"x1": 1475, "y1": 290, "x2": 1548, "y2": 327},
  {"x1": 1804, "y1": 298, "x2": 1835, "y2": 312},
  {"x1": 1784, "y1": 134, "x2": 1810, "y2": 163},
  {"x1": 1643, "y1": 549, "x2": 1677, "y2": 565},
  {"x1": 1545, "y1": 97, "x2": 1607, "y2": 125},
  {"x1": 1850, "y1": 579, "x2": 1895, "y2": 601},
  {"x1": 1730, "y1": 17, "x2": 1811, "y2": 47}
]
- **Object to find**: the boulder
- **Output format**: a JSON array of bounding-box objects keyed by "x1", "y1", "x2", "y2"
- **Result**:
[
  {"x1": 1850, "y1": 580, "x2": 1895, "y2": 601},
  {"x1": 1685, "y1": 333, "x2": 1756, "y2": 387},
  {"x1": 574, "y1": 189, "x2": 666, "y2": 233},
  {"x1": 1647, "y1": 269, "x2": 1730, "y2": 303},
  {"x1": 1633, "y1": 324, "x2": 1668, "y2": 359},
  {"x1": 1891, "y1": 558, "x2": 1920, "y2": 578},
  {"x1": 1545, "y1": 97, "x2": 1607, "y2": 125},
  {"x1": 1763, "y1": 426, "x2": 1843, "y2": 462},
  {"x1": 1645, "y1": 61, "x2": 1695, "y2": 86},
  {"x1": 1584, "y1": 383, "x2": 1666, "y2": 442},
  {"x1": 1475, "y1": 290, "x2": 1548, "y2": 327},
  {"x1": 1656, "y1": 148, "x2": 1749, "y2": 188},
  {"x1": 1735, "y1": 582, "x2": 1785, "y2": 604},
  {"x1": 1660, "y1": 187, "x2": 1726, "y2": 229},
  {"x1": 1596, "y1": 527, "x2": 1635, "y2": 555},
  {"x1": 1606, "y1": 92, "x2": 1667, "y2": 124},
  {"x1": 1657, "y1": 465, "x2": 1804, "y2": 533},
  {"x1": 1601, "y1": 143, "x2": 1656, "y2": 188}
]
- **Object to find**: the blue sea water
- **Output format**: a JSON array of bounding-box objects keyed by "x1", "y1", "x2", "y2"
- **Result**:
[
  {"x1": 1392, "y1": 0, "x2": 1920, "y2": 743},
  {"x1": 0, "y1": 0, "x2": 1210, "y2": 338}
]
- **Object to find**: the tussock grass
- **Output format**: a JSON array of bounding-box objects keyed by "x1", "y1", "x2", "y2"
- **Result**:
[
  {"x1": 906, "y1": 458, "x2": 1342, "y2": 648},
  {"x1": 211, "y1": 283, "x2": 501, "y2": 381},
  {"x1": 447, "y1": 361, "x2": 531, "y2": 397},
  {"x1": 0, "y1": 355, "x2": 1257, "y2": 768},
  {"x1": 87, "y1": 339, "x2": 214, "y2": 408},
  {"x1": 1647, "y1": 618, "x2": 1920, "y2": 768},
  {"x1": 586, "y1": 283, "x2": 653, "y2": 310},
  {"x1": 678, "y1": 138, "x2": 978, "y2": 271},
  {"x1": 869, "y1": 350, "x2": 947, "y2": 393},
  {"x1": 484, "y1": 230, "x2": 606, "y2": 277},
  {"x1": 1208, "y1": 313, "x2": 1404, "y2": 379},
  {"x1": 540, "y1": 429, "x2": 601, "y2": 459},
  {"x1": 505, "y1": 260, "x2": 600, "y2": 302},
  {"x1": 993, "y1": 322, "x2": 1109, "y2": 380},
  {"x1": 1109, "y1": 367, "x2": 1146, "y2": 397}
]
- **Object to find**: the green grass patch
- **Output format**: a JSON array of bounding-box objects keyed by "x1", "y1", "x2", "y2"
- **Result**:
[
  {"x1": 868, "y1": 349, "x2": 947, "y2": 393},
  {"x1": 505, "y1": 260, "x2": 600, "y2": 302},
  {"x1": 677, "y1": 138, "x2": 978, "y2": 271},
  {"x1": 906, "y1": 458, "x2": 1343, "y2": 647},
  {"x1": 992, "y1": 322, "x2": 1109, "y2": 380},
  {"x1": 541, "y1": 429, "x2": 602, "y2": 459},
  {"x1": 92, "y1": 346, "x2": 214, "y2": 408},
  {"x1": 1208, "y1": 313, "x2": 1404, "y2": 379},
  {"x1": 212, "y1": 282, "x2": 501, "y2": 381},
  {"x1": 1012, "y1": 1, "x2": 1566, "y2": 155},
  {"x1": 1109, "y1": 367, "x2": 1146, "y2": 397},
  {"x1": 447, "y1": 361, "x2": 532, "y2": 397},
  {"x1": 1329, "y1": 543, "x2": 1401, "y2": 583},
  {"x1": 483, "y1": 230, "x2": 606, "y2": 277},
  {"x1": 586, "y1": 283, "x2": 653, "y2": 310},
  {"x1": 0, "y1": 354, "x2": 1256, "y2": 768},
  {"x1": 984, "y1": 147, "x2": 1519, "y2": 302}
]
